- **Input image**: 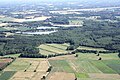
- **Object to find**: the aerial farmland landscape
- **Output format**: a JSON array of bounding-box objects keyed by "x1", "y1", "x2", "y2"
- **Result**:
[{"x1": 0, "y1": 0, "x2": 120, "y2": 80}]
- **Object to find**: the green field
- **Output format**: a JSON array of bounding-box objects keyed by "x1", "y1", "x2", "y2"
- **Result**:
[
  {"x1": 68, "y1": 59, "x2": 102, "y2": 73},
  {"x1": 102, "y1": 60, "x2": 120, "y2": 74},
  {"x1": 68, "y1": 53, "x2": 120, "y2": 79},
  {"x1": 76, "y1": 53, "x2": 119, "y2": 60},
  {"x1": 75, "y1": 73, "x2": 89, "y2": 78},
  {"x1": 90, "y1": 61, "x2": 117, "y2": 74},
  {"x1": 38, "y1": 43, "x2": 70, "y2": 55},
  {"x1": 49, "y1": 60, "x2": 74, "y2": 73},
  {"x1": 4, "y1": 59, "x2": 30, "y2": 71},
  {"x1": 0, "y1": 71, "x2": 16, "y2": 80},
  {"x1": 48, "y1": 53, "x2": 120, "y2": 80},
  {"x1": 77, "y1": 46, "x2": 107, "y2": 51},
  {"x1": 3, "y1": 54, "x2": 20, "y2": 58}
]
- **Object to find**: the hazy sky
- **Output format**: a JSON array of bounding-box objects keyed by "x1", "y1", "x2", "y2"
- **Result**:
[
  {"x1": 0, "y1": 0, "x2": 119, "y2": 2},
  {"x1": 0, "y1": 0, "x2": 120, "y2": 5}
]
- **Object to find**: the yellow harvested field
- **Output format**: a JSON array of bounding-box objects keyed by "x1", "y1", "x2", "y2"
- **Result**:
[
  {"x1": 27, "y1": 61, "x2": 40, "y2": 72},
  {"x1": 26, "y1": 60, "x2": 50, "y2": 72},
  {"x1": 37, "y1": 60, "x2": 50, "y2": 72},
  {"x1": 10, "y1": 72, "x2": 35, "y2": 80},
  {"x1": 48, "y1": 72, "x2": 75, "y2": 80},
  {"x1": 31, "y1": 72, "x2": 47, "y2": 80}
]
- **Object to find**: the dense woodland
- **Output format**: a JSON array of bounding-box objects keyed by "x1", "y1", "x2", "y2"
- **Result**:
[{"x1": 0, "y1": 20, "x2": 120, "y2": 57}]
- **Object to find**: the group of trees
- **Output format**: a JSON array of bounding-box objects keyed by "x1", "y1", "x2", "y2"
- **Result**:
[
  {"x1": 76, "y1": 49, "x2": 117, "y2": 54},
  {"x1": 19, "y1": 53, "x2": 47, "y2": 58},
  {"x1": 48, "y1": 16, "x2": 69, "y2": 24},
  {"x1": 0, "y1": 20, "x2": 120, "y2": 57}
]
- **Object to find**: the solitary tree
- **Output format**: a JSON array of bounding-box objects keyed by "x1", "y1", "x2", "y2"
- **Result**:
[
  {"x1": 98, "y1": 57, "x2": 102, "y2": 60},
  {"x1": 97, "y1": 53, "x2": 100, "y2": 56},
  {"x1": 118, "y1": 50, "x2": 120, "y2": 58},
  {"x1": 75, "y1": 54, "x2": 78, "y2": 57}
]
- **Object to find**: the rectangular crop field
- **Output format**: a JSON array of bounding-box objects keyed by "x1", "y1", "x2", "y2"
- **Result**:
[
  {"x1": 68, "y1": 60, "x2": 102, "y2": 73},
  {"x1": 0, "y1": 71, "x2": 16, "y2": 80},
  {"x1": 49, "y1": 60, "x2": 74, "y2": 73},
  {"x1": 4, "y1": 58, "x2": 30, "y2": 71},
  {"x1": 90, "y1": 61, "x2": 117, "y2": 74},
  {"x1": 38, "y1": 43, "x2": 70, "y2": 55},
  {"x1": 48, "y1": 72, "x2": 75, "y2": 80},
  {"x1": 102, "y1": 60, "x2": 120, "y2": 74},
  {"x1": 77, "y1": 46, "x2": 107, "y2": 51}
]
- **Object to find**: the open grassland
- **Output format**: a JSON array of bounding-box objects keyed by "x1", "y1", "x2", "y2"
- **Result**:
[
  {"x1": 76, "y1": 53, "x2": 120, "y2": 60},
  {"x1": 77, "y1": 46, "x2": 107, "y2": 51},
  {"x1": 76, "y1": 53, "x2": 99, "y2": 60},
  {"x1": 38, "y1": 43, "x2": 70, "y2": 55},
  {"x1": 69, "y1": 19, "x2": 84, "y2": 26},
  {"x1": 1, "y1": 26, "x2": 31, "y2": 31},
  {"x1": 0, "y1": 16, "x2": 50, "y2": 22},
  {"x1": 100, "y1": 53, "x2": 120, "y2": 60},
  {"x1": 3, "y1": 54, "x2": 20, "y2": 58}
]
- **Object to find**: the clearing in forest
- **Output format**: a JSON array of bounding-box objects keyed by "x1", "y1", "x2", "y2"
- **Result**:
[{"x1": 37, "y1": 43, "x2": 70, "y2": 55}]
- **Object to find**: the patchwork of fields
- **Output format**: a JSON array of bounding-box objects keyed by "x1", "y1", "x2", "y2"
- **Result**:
[
  {"x1": 0, "y1": 46, "x2": 120, "y2": 80},
  {"x1": 48, "y1": 53, "x2": 120, "y2": 80},
  {"x1": 0, "y1": 58, "x2": 50, "y2": 80},
  {"x1": 0, "y1": 58, "x2": 15, "y2": 80}
]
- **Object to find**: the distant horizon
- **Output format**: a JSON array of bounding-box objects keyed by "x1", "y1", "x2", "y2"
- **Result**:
[
  {"x1": 0, "y1": 0, "x2": 120, "y2": 7},
  {"x1": 0, "y1": 0, "x2": 120, "y2": 3}
]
